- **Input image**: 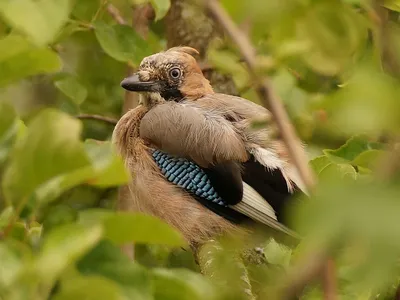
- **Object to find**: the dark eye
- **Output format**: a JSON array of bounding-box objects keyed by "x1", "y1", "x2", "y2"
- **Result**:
[{"x1": 169, "y1": 68, "x2": 181, "y2": 79}]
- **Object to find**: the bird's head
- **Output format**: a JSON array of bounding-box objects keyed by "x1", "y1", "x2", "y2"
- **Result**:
[{"x1": 120, "y1": 47, "x2": 213, "y2": 105}]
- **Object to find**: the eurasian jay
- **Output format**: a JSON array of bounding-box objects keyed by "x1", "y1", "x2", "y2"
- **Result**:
[{"x1": 112, "y1": 46, "x2": 306, "y2": 245}]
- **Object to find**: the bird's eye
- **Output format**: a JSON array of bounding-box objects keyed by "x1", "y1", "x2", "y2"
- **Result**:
[{"x1": 169, "y1": 68, "x2": 181, "y2": 79}]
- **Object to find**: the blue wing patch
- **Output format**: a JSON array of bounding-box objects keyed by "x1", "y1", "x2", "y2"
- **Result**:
[{"x1": 151, "y1": 149, "x2": 226, "y2": 206}]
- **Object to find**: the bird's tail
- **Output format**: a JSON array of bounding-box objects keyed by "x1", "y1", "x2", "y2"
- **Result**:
[{"x1": 231, "y1": 182, "x2": 300, "y2": 238}]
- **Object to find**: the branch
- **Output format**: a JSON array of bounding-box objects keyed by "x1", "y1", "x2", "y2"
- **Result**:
[
  {"x1": 202, "y1": 1, "x2": 338, "y2": 298},
  {"x1": 279, "y1": 249, "x2": 329, "y2": 299},
  {"x1": 76, "y1": 114, "x2": 118, "y2": 125},
  {"x1": 106, "y1": 3, "x2": 127, "y2": 25},
  {"x1": 203, "y1": 0, "x2": 315, "y2": 190},
  {"x1": 114, "y1": 3, "x2": 155, "y2": 260}
]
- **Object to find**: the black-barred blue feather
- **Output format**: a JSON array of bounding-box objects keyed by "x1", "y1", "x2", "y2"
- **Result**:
[{"x1": 151, "y1": 149, "x2": 226, "y2": 206}]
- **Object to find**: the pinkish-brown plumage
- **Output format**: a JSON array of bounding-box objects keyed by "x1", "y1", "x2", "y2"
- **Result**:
[{"x1": 113, "y1": 47, "x2": 305, "y2": 244}]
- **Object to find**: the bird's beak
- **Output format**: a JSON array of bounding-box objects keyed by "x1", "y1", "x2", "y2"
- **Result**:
[{"x1": 120, "y1": 73, "x2": 162, "y2": 92}]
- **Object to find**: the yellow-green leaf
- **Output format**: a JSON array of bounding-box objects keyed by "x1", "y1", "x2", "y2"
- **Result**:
[
  {"x1": 0, "y1": 0, "x2": 72, "y2": 46},
  {"x1": 79, "y1": 210, "x2": 186, "y2": 247}
]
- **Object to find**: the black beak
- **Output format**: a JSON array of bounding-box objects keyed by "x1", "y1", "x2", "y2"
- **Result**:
[{"x1": 120, "y1": 73, "x2": 162, "y2": 92}]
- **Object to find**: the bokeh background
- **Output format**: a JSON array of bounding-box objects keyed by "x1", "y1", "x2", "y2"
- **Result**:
[{"x1": 1, "y1": 0, "x2": 400, "y2": 299}]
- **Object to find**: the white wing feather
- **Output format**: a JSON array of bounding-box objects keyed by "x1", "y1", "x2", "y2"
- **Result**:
[{"x1": 231, "y1": 183, "x2": 300, "y2": 238}]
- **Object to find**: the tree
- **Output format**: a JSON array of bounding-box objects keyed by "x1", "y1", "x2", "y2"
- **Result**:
[{"x1": 1, "y1": 0, "x2": 400, "y2": 299}]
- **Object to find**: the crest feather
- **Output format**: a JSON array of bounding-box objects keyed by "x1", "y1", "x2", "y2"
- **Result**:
[{"x1": 167, "y1": 46, "x2": 200, "y2": 57}]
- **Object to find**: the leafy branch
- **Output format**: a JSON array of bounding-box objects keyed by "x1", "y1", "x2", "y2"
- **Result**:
[
  {"x1": 202, "y1": 0, "x2": 339, "y2": 299},
  {"x1": 76, "y1": 114, "x2": 118, "y2": 125}
]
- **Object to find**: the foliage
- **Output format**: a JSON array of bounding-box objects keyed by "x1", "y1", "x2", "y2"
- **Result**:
[{"x1": 1, "y1": 0, "x2": 400, "y2": 299}]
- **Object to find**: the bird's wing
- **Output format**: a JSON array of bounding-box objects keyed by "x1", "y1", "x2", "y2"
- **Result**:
[
  {"x1": 140, "y1": 101, "x2": 248, "y2": 205},
  {"x1": 151, "y1": 148, "x2": 298, "y2": 237},
  {"x1": 187, "y1": 94, "x2": 307, "y2": 222},
  {"x1": 193, "y1": 93, "x2": 307, "y2": 193},
  {"x1": 139, "y1": 101, "x2": 249, "y2": 166}
]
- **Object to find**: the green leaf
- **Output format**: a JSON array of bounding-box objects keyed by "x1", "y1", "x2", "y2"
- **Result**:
[
  {"x1": 324, "y1": 136, "x2": 382, "y2": 165},
  {"x1": 128, "y1": 0, "x2": 170, "y2": 20},
  {"x1": 55, "y1": 75, "x2": 88, "y2": 106},
  {"x1": 35, "y1": 223, "x2": 103, "y2": 282},
  {"x1": 309, "y1": 155, "x2": 332, "y2": 175},
  {"x1": 152, "y1": 268, "x2": 217, "y2": 300},
  {"x1": 2, "y1": 109, "x2": 90, "y2": 206},
  {"x1": 0, "y1": 101, "x2": 19, "y2": 165},
  {"x1": 150, "y1": 0, "x2": 171, "y2": 21},
  {"x1": 0, "y1": 242, "x2": 24, "y2": 289},
  {"x1": 207, "y1": 48, "x2": 249, "y2": 91},
  {"x1": 79, "y1": 210, "x2": 186, "y2": 247},
  {"x1": 0, "y1": 207, "x2": 14, "y2": 230},
  {"x1": 324, "y1": 56, "x2": 400, "y2": 134},
  {"x1": 264, "y1": 238, "x2": 292, "y2": 267},
  {"x1": 78, "y1": 240, "x2": 152, "y2": 300},
  {"x1": 0, "y1": 0, "x2": 72, "y2": 46},
  {"x1": 384, "y1": 0, "x2": 400, "y2": 12},
  {"x1": 351, "y1": 149, "x2": 384, "y2": 170},
  {"x1": 318, "y1": 163, "x2": 357, "y2": 181},
  {"x1": 294, "y1": 181, "x2": 400, "y2": 292},
  {"x1": 94, "y1": 22, "x2": 151, "y2": 65},
  {"x1": 84, "y1": 140, "x2": 130, "y2": 187},
  {"x1": 0, "y1": 34, "x2": 62, "y2": 86},
  {"x1": 53, "y1": 275, "x2": 126, "y2": 300},
  {"x1": 297, "y1": 2, "x2": 366, "y2": 75}
]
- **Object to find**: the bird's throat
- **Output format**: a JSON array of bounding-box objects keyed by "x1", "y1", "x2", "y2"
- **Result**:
[{"x1": 160, "y1": 87, "x2": 184, "y2": 102}]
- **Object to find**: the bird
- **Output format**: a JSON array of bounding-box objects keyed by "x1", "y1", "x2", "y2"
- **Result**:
[{"x1": 112, "y1": 46, "x2": 306, "y2": 246}]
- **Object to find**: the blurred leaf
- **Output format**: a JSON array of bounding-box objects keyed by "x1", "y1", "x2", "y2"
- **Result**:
[
  {"x1": 384, "y1": 0, "x2": 400, "y2": 12},
  {"x1": 297, "y1": 2, "x2": 366, "y2": 75},
  {"x1": 9, "y1": 222, "x2": 26, "y2": 241},
  {"x1": 2, "y1": 111, "x2": 126, "y2": 207},
  {"x1": 55, "y1": 75, "x2": 88, "y2": 106},
  {"x1": 351, "y1": 150, "x2": 384, "y2": 170},
  {"x1": 84, "y1": 139, "x2": 130, "y2": 187},
  {"x1": 264, "y1": 238, "x2": 292, "y2": 267},
  {"x1": 94, "y1": 22, "x2": 151, "y2": 65},
  {"x1": 42, "y1": 204, "x2": 78, "y2": 232},
  {"x1": 2, "y1": 109, "x2": 90, "y2": 206},
  {"x1": 309, "y1": 155, "x2": 332, "y2": 175},
  {"x1": 294, "y1": 181, "x2": 400, "y2": 292},
  {"x1": 35, "y1": 223, "x2": 103, "y2": 282},
  {"x1": 0, "y1": 206, "x2": 14, "y2": 230},
  {"x1": 53, "y1": 275, "x2": 126, "y2": 300},
  {"x1": 207, "y1": 47, "x2": 249, "y2": 90},
  {"x1": 79, "y1": 209, "x2": 186, "y2": 246},
  {"x1": 78, "y1": 240, "x2": 152, "y2": 300},
  {"x1": 152, "y1": 268, "x2": 217, "y2": 300},
  {"x1": 0, "y1": 34, "x2": 62, "y2": 86},
  {"x1": 318, "y1": 163, "x2": 357, "y2": 181},
  {"x1": 0, "y1": 242, "x2": 23, "y2": 289},
  {"x1": 150, "y1": 0, "x2": 171, "y2": 21},
  {"x1": 325, "y1": 60, "x2": 400, "y2": 135},
  {"x1": 324, "y1": 136, "x2": 382, "y2": 164},
  {"x1": 71, "y1": 0, "x2": 100, "y2": 20},
  {"x1": 0, "y1": 101, "x2": 19, "y2": 164},
  {"x1": 0, "y1": 0, "x2": 72, "y2": 46}
]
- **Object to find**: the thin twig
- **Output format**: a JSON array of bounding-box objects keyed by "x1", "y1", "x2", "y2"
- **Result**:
[
  {"x1": 91, "y1": 0, "x2": 109, "y2": 23},
  {"x1": 115, "y1": 3, "x2": 155, "y2": 260},
  {"x1": 280, "y1": 249, "x2": 329, "y2": 299},
  {"x1": 322, "y1": 258, "x2": 337, "y2": 300},
  {"x1": 76, "y1": 114, "x2": 118, "y2": 125},
  {"x1": 203, "y1": 0, "x2": 315, "y2": 190},
  {"x1": 203, "y1": 0, "x2": 338, "y2": 298},
  {"x1": 106, "y1": 3, "x2": 127, "y2": 25}
]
